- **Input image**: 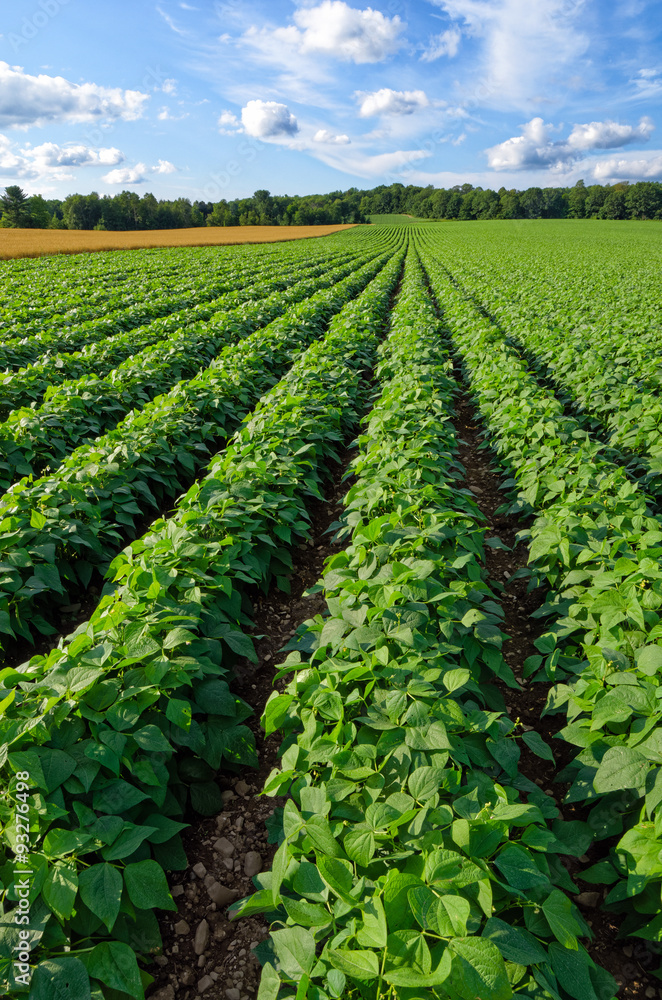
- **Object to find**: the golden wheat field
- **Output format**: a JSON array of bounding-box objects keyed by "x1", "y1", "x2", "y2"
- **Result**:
[{"x1": 0, "y1": 223, "x2": 357, "y2": 260}]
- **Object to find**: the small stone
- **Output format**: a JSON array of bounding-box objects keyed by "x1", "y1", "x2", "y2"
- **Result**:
[
  {"x1": 244, "y1": 852, "x2": 262, "y2": 877},
  {"x1": 197, "y1": 955, "x2": 206, "y2": 968},
  {"x1": 575, "y1": 892, "x2": 600, "y2": 908},
  {"x1": 154, "y1": 956, "x2": 168, "y2": 968},
  {"x1": 235, "y1": 816, "x2": 245, "y2": 831},
  {"x1": 221, "y1": 790, "x2": 236, "y2": 804},
  {"x1": 214, "y1": 837, "x2": 235, "y2": 857},
  {"x1": 469, "y1": 485, "x2": 483, "y2": 494},
  {"x1": 226, "y1": 990, "x2": 241, "y2": 1000},
  {"x1": 194, "y1": 918, "x2": 210, "y2": 955},
  {"x1": 174, "y1": 920, "x2": 190, "y2": 935},
  {"x1": 171, "y1": 884, "x2": 185, "y2": 897},
  {"x1": 579, "y1": 854, "x2": 590, "y2": 863},
  {"x1": 198, "y1": 975, "x2": 214, "y2": 994},
  {"x1": 534, "y1": 778, "x2": 543, "y2": 786},
  {"x1": 193, "y1": 862, "x2": 207, "y2": 878},
  {"x1": 223, "y1": 858, "x2": 234, "y2": 871},
  {"x1": 171, "y1": 944, "x2": 179, "y2": 955},
  {"x1": 211, "y1": 972, "x2": 219, "y2": 981},
  {"x1": 646, "y1": 990, "x2": 656, "y2": 999},
  {"x1": 622, "y1": 945, "x2": 633, "y2": 958},
  {"x1": 207, "y1": 881, "x2": 237, "y2": 907},
  {"x1": 180, "y1": 969, "x2": 195, "y2": 986},
  {"x1": 235, "y1": 779, "x2": 250, "y2": 796},
  {"x1": 151, "y1": 988, "x2": 175, "y2": 1000},
  {"x1": 204, "y1": 874, "x2": 216, "y2": 889}
]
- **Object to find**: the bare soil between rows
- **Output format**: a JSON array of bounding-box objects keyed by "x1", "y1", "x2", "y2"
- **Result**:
[
  {"x1": 147, "y1": 392, "x2": 661, "y2": 999},
  {"x1": 0, "y1": 225, "x2": 357, "y2": 260}
]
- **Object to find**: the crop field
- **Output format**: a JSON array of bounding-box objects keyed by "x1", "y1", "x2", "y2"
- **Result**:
[
  {"x1": 0, "y1": 225, "x2": 356, "y2": 261},
  {"x1": 1, "y1": 219, "x2": 662, "y2": 1000}
]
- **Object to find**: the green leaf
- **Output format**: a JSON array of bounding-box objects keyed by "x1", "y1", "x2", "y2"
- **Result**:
[
  {"x1": 257, "y1": 962, "x2": 282, "y2": 1000},
  {"x1": 343, "y1": 829, "x2": 376, "y2": 867},
  {"x1": 542, "y1": 889, "x2": 582, "y2": 949},
  {"x1": 409, "y1": 887, "x2": 470, "y2": 937},
  {"x1": 327, "y1": 948, "x2": 380, "y2": 982},
  {"x1": 132, "y1": 725, "x2": 172, "y2": 752},
  {"x1": 30, "y1": 958, "x2": 91, "y2": 1000},
  {"x1": 81, "y1": 941, "x2": 144, "y2": 998},
  {"x1": 166, "y1": 698, "x2": 192, "y2": 731},
  {"x1": 317, "y1": 856, "x2": 354, "y2": 903},
  {"x1": 271, "y1": 926, "x2": 316, "y2": 979},
  {"x1": 495, "y1": 845, "x2": 550, "y2": 891},
  {"x1": 282, "y1": 898, "x2": 331, "y2": 927},
  {"x1": 594, "y1": 747, "x2": 649, "y2": 794},
  {"x1": 101, "y1": 824, "x2": 158, "y2": 861},
  {"x1": 483, "y1": 917, "x2": 548, "y2": 966},
  {"x1": 521, "y1": 730, "x2": 555, "y2": 762},
  {"x1": 78, "y1": 864, "x2": 123, "y2": 933},
  {"x1": 42, "y1": 861, "x2": 78, "y2": 921},
  {"x1": 449, "y1": 937, "x2": 513, "y2": 1000},
  {"x1": 123, "y1": 860, "x2": 177, "y2": 911}
]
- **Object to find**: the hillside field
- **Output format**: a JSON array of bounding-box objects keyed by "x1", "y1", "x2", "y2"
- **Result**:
[{"x1": 1, "y1": 220, "x2": 661, "y2": 1000}]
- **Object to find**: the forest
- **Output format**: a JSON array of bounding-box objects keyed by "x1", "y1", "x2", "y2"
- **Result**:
[{"x1": 1, "y1": 178, "x2": 661, "y2": 230}]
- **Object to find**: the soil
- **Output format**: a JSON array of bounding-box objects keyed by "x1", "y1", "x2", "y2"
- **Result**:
[
  {"x1": 0, "y1": 225, "x2": 357, "y2": 261},
  {"x1": 452, "y1": 395, "x2": 661, "y2": 1000},
  {"x1": 148, "y1": 451, "x2": 356, "y2": 1000}
]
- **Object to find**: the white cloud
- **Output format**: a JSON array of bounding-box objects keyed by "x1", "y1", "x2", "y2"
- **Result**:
[
  {"x1": 0, "y1": 61, "x2": 149, "y2": 128},
  {"x1": 157, "y1": 106, "x2": 189, "y2": 121},
  {"x1": 592, "y1": 152, "x2": 662, "y2": 182},
  {"x1": 314, "y1": 129, "x2": 351, "y2": 144},
  {"x1": 486, "y1": 116, "x2": 655, "y2": 170},
  {"x1": 358, "y1": 88, "x2": 430, "y2": 117},
  {"x1": 156, "y1": 5, "x2": 188, "y2": 35},
  {"x1": 0, "y1": 135, "x2": 126, "y2": 180},
  {"x1": 429, "y1": 0, "x2": 590, "y2": 109},
  {"x1": 102, "y1": 159, "x2": 177, "y2": 184},
  {"x1": 218, "y1": 109, "x2": 242, "y2": 134},
  {"x1": 421, "y1": 27, "x2": 462, "y2": 61},
  {"x1": 310, "y1": 146, "x2": 432, "y2": 179},
  {"x1": 629, "y1": 67, "x2": 662, "y2": 101},
  {"x1": 241, "y1": 99, "x2": 299, "y2": 139},
  {"x1": 242, "y1": 1, "x2": 404, "y2": 73},
  {"x1": 161, "y1": 79, "x2": 177, "y2": 95},
  {"x1": 102, "y1": 163, "x2": 148, "y2": 184},
  {"x1": 28, "y1": 142, "x2": 124, "y2": 168},
  {"x1": 567, "y1": 117, "x2": 653, "y2": 151}
]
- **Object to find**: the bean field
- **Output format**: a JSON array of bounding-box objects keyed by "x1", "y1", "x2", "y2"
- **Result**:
[{"x1": 1, "y1": 221, "x2": 661, "y2": 1000}]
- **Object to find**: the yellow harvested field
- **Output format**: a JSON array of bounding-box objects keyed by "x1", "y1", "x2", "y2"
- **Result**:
[{"x1": 0, "y1": 224, "x2": 358, "y2": 260}]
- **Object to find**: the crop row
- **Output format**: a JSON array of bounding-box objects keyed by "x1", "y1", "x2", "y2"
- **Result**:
[
  {"x1": 417, "y1": 231, "x2": 662, "y2": 952},
  {"x1": 0, "y1": 238, "x2": 406, "y2": 997},
  {"x1": 0, "y1": 232, "x2": 365, "y2": 344},
  {"x1": 240, "y1": 242, "x2": 615, "y2": 1000},
  {"x1": 0, "y1": 243, "x2": 364, "y2": 415},
  {"x1": 0, "y1": 245, "x2": 373, "y2": 483},
  {"x1": 0, "y1": 242, "x2": 402, "y2": 652},
  {"x1": 0, "y1": 243, "x2": 368, "y2": 436}
]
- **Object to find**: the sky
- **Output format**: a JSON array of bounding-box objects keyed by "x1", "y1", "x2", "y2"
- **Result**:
[{"x1": 1, "y1": 0, "x2": 661, "y2": 202}]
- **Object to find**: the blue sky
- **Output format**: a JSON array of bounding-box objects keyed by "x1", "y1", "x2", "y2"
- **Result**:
[{"x1": 1, "y1": 0, "x2": 661, "y2": 201}]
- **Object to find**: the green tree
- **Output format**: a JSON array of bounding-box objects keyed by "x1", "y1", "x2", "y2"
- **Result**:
[
  {"x1": 27, "y1": 194, "x2": 51, "y2": 229},
  {"x1": 0, "y1": 185, "x2": 31, "y2": 227}
]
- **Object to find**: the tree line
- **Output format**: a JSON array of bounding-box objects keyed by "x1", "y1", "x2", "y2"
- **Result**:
[{"x1": 1, "y1": 178, "x2": 661, "y2": 230}]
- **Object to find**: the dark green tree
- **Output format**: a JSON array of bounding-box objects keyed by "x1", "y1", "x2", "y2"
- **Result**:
[{"x1": 0, "y1": 185, "x2": 31, "y2": 227}]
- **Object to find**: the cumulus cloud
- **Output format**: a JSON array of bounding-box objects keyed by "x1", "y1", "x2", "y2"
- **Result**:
[
  {"x1": 592, "y1": 153, "x2": 662, "y2": 182},
  {"x1": 313, "y1": 129, "x2": 351, "y2": 144},
  {"x1": 486, "y1": 116, "x2": 654, "y2": 170},
  {"x1": 161, "y1": 78, "x2": 177, "y2": 94},
  {"x1": 0, "y1": 135, "x2": 126, "y2": 180},
  {"x1": 358, "y1": 88, "x2": 430, "y2": 117},
  {"x1": 0, "y1": 61, "x2": 149, "y2": 128},
  {"x1": 153, "y1": 159, "x2": 177, "y2": 174},
  {"x1": 102, "y1": 160, "x2": 177, "y2": 184},
  {"x1": 243, "y1": 1, "x2": 404, "y2": 67},
  {"x1": 157, "y1": 106, "x2": 189, "y2": 121},
  {"x1": 429, "y1": 0, "x2": 590, "y2": 109},
  {"x1": 241, "y1": 99, "x2": 299, "y2": 139},
  {"x1": 420, "y1": 27, "x2": 462, "y2": 61},
  {"x1": 217, "y1": 109, "x2": 242, "y2": 134}
]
